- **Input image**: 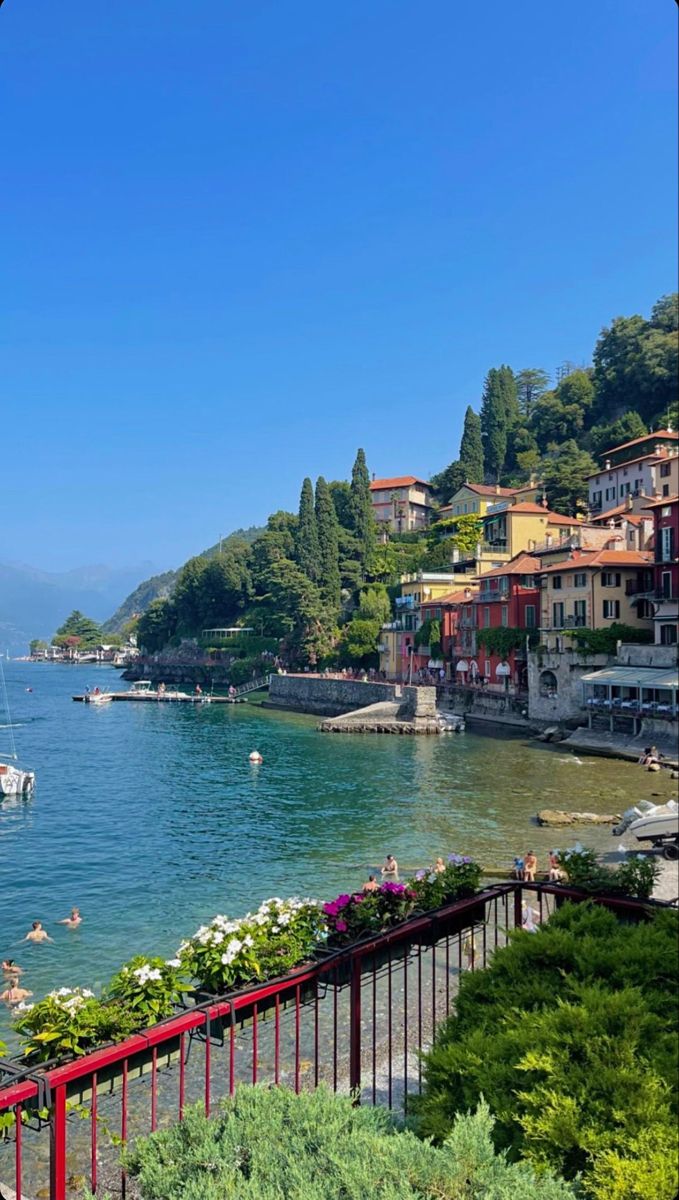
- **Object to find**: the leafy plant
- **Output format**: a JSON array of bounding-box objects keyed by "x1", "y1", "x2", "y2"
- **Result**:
[
  {"x1": 410, "y1": 854, "x2": 482, "y2": 910},
  {"x1": 123, "y1": 1086, "x2": 577, "y2": 1200},
  {"x1": 413, "y1": 903, "x2": 679, "y2": 1199},
  {"x1": 476, "y1": 627, "x2": 539, "y2": 657},
  {"x1": 13, "y1": 988, "x2": 138, "y2": 1063},
  {"x1": 569, "y1": 623, "x2": 653, "y2": 653},
  {"x1": 107, "y1": 955, "x2": 192, "y2": 1025},
  {"x1": 557, "y1": 847, "x2": 660, "y2": 899},
  {"x1": 322, "y1": 882, "x2": 418, "y2": 945}
]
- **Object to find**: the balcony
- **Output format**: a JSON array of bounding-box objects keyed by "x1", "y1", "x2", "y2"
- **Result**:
[
  {"x1": 563, "y1": 615, "x2": 587, "y2": 628},
  {"x1": 625, "y1": 579, "x2": 655, "y2": 597},
  {"x1": 381, "y1": 620, "x2": 405, "y2": 632},
  {"x1": 476, "y1": 588, "x2": 503, "y2": 602}
]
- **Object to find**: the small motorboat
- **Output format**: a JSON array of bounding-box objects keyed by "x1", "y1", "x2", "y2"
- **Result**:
[
  {"x1": 85, "y1": 692, "x2": 113, "y2": 705},
  {"x1": 613, "y1": 800, "x2": 679, "y2": 858}
]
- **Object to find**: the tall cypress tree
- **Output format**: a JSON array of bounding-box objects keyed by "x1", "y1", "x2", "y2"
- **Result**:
[
  {"x1": 315, "y1": 476, "x2": 341, "y2": 612},
  {"x1": 295, "y1": 477, "x2": 320, "y2": 581},
  {"x1": 458, "y1": 406, "x2": 484, "y2": 483},
  {"x1": 481, "y1": 366, "x2": 518, "y2": 482},
  {"x1": 349, "y1": 448, "x2": 376, "y2": 577}
]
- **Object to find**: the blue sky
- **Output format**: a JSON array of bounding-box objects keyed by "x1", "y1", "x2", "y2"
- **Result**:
[{"x1": 2, "y1": 0, "x2": 677, "y2": 572}]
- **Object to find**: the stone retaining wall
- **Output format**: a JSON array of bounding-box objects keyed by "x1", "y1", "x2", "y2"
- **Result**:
[{"x1": 267, "y1": 674, "x2": 404, "y2": 717}]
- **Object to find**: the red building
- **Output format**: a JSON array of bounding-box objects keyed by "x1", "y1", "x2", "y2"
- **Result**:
[
  {"x1": 644, "y1": 495, "x2": 678, "y2": 645},
  {"x1": 417, "y1": 587, "x2": 477, "y2": 679},
  {"x1": 472, "y1": 553, "x2": 541, "y2": 691}
]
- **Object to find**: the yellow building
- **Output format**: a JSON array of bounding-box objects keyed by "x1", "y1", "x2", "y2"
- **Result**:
[
  {"x1": 537, "y1": 550, "x2": 655, "y2": 632},
  {"x1": 378, "y1": 572, "x2": 466, "y2": 679},
  {"x1": 438, "y1": 481, "x2": 541, "y2": 522}
]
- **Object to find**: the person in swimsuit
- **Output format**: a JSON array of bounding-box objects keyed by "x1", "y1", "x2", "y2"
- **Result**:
[
  {"x1": 24, "y1": 921, "x2": 53, "y2": 944},
  {"x1": 381, "y1": 854, "x2": 398, "y2": 880},
  {"x1": 362, "y1": 874, "x2": 379, "y2": 893},
  {"x1": 1, "y1": 977, "x2": 33, "y2": 1005}
]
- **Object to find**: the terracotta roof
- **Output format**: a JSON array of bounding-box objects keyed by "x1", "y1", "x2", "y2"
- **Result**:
[
  {"x1": 538, "y1": 549, "x2": 653, "y2": 574},
  {"x1": 587, "y1": 449, "x2": 675, "y2": 478},
  {"x1": 370, "y1": 476, "x2": 430, "y2": 491},
  {"x1": 421, "y1": 588, "x2": 478, "y2": 607},
  {"x1": 591, "y1": 499, "x2": 654, "y2": 522},
  {"x1": 643, "y1": 494, "x2": 679, "y2": 509},
  {"x1": 494, "y1": 501, "x2": 582, "y2": 523},
  {"x1": 461, "y1": 483, "x2": 523, "y2": 497},
  {"x1": 601, "y1": 429, "x2": 678, "y2": 457},
  {"x1": 474, "y1": 553, "x2": 542, "y2": 582}
]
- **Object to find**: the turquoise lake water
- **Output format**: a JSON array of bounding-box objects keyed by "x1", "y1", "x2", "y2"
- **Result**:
[{"x1": 0, "y1": 661, "x2": 664, "y2": 1042}]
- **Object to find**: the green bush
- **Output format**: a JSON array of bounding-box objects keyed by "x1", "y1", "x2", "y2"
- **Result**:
[
  {"x1": 227, "y1": 655, "x2": 272, "y2": 685},
  {"x1": 413, "y1": 904, "x2": 679, "y2": 1199},
  {"x1": 557, "y1": 847, "x2": 660, "y2": 898},
  {"x1": 123, "y1": 1086, "x2": 577, "y2": 1199}
]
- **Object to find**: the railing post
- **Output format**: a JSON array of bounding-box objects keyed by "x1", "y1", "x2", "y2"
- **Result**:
[
  {"x1": 50, "y1": 1083, "x2": 67, "y2": 1200},
  {"x1": 513, "y1": 884, "x2": 523, "y2": 930},
  {"x1": 349, "y1": 954, "x2": 362, "y2": 1101}
]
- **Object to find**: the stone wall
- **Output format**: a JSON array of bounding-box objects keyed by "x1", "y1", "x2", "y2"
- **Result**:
[
  {"x1": 267, "y1": 674, "x2": 405, "y2": 717},
  {"x1": 527, "y1": 649, "x2": 609, "y2": 724}
]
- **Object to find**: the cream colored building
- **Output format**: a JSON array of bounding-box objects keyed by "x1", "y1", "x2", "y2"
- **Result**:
[
  {"x1": 370, "y1": 476, "x2": 434, "y2": 533},
  {"x1": 538, "y1": 550, "x2": 655, "y2": 632}
]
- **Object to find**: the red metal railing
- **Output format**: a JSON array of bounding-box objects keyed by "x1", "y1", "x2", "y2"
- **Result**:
[{"x1": 0, "y1": 884, "x2": 668, "y2": 1199}]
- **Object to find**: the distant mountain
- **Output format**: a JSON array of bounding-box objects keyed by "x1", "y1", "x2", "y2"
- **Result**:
[
  {"x1": 102, "y1": 526, "x2": 264, "y2": 633},
  {"x1": 0, "y1": 560, "x2": 161, "y2": 656}
]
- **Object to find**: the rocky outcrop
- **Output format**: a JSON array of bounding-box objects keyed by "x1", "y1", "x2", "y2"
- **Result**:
[{"x1": 537, "y1": 809, "x2": 621, "y2": 827}]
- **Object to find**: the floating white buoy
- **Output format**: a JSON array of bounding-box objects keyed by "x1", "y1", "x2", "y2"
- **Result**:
[{"x1": 249, "y1": 751, "x2": 263, "y2": 763}]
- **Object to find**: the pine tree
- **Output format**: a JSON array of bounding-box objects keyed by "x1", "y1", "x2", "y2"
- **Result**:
[
  {"x1": 349, "y1": 449, "x2": 376, "y2": 577},
  {"x1": 515, "y1": 368, "x2": 550, "y2": 419},
  {"x1": 458, "y1": 407, "x2": 484, "y2": 483},
  {"x1": 480, "y1": 366, "x2": 518, "y2": 481},
  {"x1": 295, "y1": 477, "x2": 320, "y2": 581},
  {"x1": 315, "y1": 476, "x2": 341, "y2": 612}
]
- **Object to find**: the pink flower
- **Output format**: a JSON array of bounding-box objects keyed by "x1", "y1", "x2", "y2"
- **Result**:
[{"x1": 335, "y1": 919, "x2": 347, "y2": 933}]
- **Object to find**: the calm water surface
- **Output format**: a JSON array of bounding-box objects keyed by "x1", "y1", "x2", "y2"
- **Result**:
[{"x1": 0, "y1": 662, "x2": 664, "y2": 1039}]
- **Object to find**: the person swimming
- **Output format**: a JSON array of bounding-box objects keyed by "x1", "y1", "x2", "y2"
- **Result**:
[
  {"x1": 24, "y1": 921, "x2": 53, "y2": 944},
  {"x1": 57, "y1": 907, "x2": 82, "y2": 929},
  {"x1": 0, "y1": 976, "x2": 33, "y2": 1005}
]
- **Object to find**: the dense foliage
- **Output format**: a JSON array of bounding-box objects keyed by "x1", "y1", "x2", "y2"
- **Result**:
[
  {"x1": 556, "y1": 847, "x2": 660, "y2": 899},
  {"x1": 568, "y1": 623, "x2": 653, "y2": 654},
  {"x1": 123, "y1": 1087, "x2": 576, "y2": 1200},
  {"x1": 476, "y1": 627, "x2": 538, "y2": 658},
  {"x1": 413, "y1": 903, "x2": 679, "y2": 1200},
  {"x1": 52, "y1": 609, "x2": 110, "y2": 650}
]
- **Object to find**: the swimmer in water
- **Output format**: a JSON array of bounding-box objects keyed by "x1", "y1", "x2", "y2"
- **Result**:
[
  {"x1": 0, "y1": 977, "x2": 33, "y2": 1005},
  {"x1": 57, "y1": 907, "x2": 82, "y2": 929},
  {"x1": 24, "y1": 921, "x2": 53, "y2": 944}
]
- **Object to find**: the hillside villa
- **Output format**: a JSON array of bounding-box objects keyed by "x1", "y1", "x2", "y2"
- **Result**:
[{"x1": 369, "y1": 476, "x2": 434, "y2": 534}]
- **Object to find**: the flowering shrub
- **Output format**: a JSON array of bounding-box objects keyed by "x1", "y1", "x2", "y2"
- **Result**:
[
  {"x1": 323, "y1": 882, "x2": 417, "y2": 946},
  {"x1": 410, "y1": 854, "x2": 482, "y2": 911},
  {"x1": 180, "y1": 897, "x2": 324, "y2": 994},
  {"x1": 107, "y1": 955, "x2": 192, "y2": 1025},
  {"x1": 13, "y1": 987, "x2": 137, "y2": 1062}
]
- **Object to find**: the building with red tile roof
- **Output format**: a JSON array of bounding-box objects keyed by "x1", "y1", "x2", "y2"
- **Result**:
[{"x1": 369, "y1": 476, "x2": 434, "y2": 533}]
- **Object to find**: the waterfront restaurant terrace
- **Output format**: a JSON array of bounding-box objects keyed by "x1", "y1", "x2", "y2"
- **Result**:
[{"x1": 582, "y1": 664, "x2": 678, "y2": 731}]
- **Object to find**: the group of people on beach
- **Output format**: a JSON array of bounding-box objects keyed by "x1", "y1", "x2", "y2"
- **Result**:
[
  {"x1": 512, "y1": 851, "x2": 562, "y2": 883},
  {"x1": 0, "y1": 909, "x2": 82, "y2": 1008}
]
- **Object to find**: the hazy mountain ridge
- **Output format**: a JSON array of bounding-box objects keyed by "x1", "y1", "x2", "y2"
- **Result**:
[{"x1": 0, "y1": 560, "x2": 160, "y2": 655}]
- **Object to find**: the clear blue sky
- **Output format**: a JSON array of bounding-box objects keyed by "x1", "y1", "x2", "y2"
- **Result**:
[{"x1": 2, "y1": 0, "x2": 677, "y2": 572}]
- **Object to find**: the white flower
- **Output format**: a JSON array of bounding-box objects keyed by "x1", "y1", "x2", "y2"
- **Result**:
[
  {"x1": 243, "y1": 935, "x2": 254, "y2": 948},
  {"x1": 226, "y1": 938, "x2": 243, "y2": 955},
  {"x1": 165, "y1": 958, "x2": 181, "y2": 968},
  {"x1": 148, "y1": 968, "x2": 162, "y2": 982},
  {"x1": 13, "y1": 1001, "x2": 33, "y2": 1014},
  {"x1": 272, "y1": 925, "x2": 280, "y2": 934}
]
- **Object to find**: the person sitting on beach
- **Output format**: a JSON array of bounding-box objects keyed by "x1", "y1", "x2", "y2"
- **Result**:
[
  {"x1": 0, "y1": 977, "x2": 33, "y2": 1006},
  {"x1": 434, "y1": 856, "x2": 445, "y2": 874},
  {"x1": 57, "y1": 907, "x2": 82, "y2": 929},
  {"x1": 24, "y1": 921, "x2": 53, "y2": 944},
  {"x1": 548, "y1": 851, "x2": 561, "y2": 882},
  {"x1": 362, "y1": 874, "x2": 379, "y2": 893},
  {"x1": 2, "y1": 959, "x2": 23, "y2": 975},
  {"x1": 381, "y1": 854, "x2": 398, "y2": 879},
  {"x1": 524, "y1": 851, "x2": 537, "y2": 883},
  {"x1": 512, "y1": 855, "x2": 525, "y2": 881}
]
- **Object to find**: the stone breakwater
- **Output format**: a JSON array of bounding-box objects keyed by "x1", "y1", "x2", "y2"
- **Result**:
[{"x1": 267, "y1": 675, "x2": 442, "y2": 733}]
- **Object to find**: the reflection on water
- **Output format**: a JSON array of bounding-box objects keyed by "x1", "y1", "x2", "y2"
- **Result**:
[{"x1": 0, "y1": 662, "x2": 671, "y2": 1041}]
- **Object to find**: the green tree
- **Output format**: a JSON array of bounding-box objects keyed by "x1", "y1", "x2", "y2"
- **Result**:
[
  {"x1": 481, "y1": 366, "x2": 517, "y2": 481},
  {"x1": 137, "y1": 598, "x2": 177, "y2": 653},
  {"x1": 315, "y1": 477, "x2": 341, "y2": 613},
  {"x1": 196, "y1": 546, "x2": 251, "y2": 629},
  {"x1": 458, "y1": 406, "x2": 484, "y2": 483},
  {"x1": 449, "y1": 513, "x2": 483, "y2": 557},
  {"x1": 53, "y1": 610, "x2": 103, "y2": 649},
  {"x1": 429, "y1": 459, "x2": 466, "y2": 504},
  {"x1": 542, "y1": 440, "x2": 597, "y2": 515},
  {"x1": 268, "y1": 559, "x2": 335, "y2": 666},
  {"x1": 349, "y1": 448, "x2": 377, "y2": 577},
  {"x1": 328, "y1": 480, "x2": 354, "y2": 529},
  {"x1": 295, "y1": 477, "x2": 320, "y2": 582},
  {"x1": 172, "y1": 556, "x2": 208, "y2": 634},
  {"x1": 592, "y1": 294, "x2": 678, "y2": 425},
  {"x1": 515, "y1": 368, "x2": 550, "y2": 419},
  {"x1": 29, "y1": 639, "x2": 49, "y2": 655}
]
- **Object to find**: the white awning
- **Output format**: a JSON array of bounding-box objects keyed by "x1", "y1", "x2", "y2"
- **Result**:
[
  {"x1": 581, "y1": 666, "x2": 678, "y2": 689},
  {"x1": 455, "y1": 660, "x2": 469, "y2": 672}
]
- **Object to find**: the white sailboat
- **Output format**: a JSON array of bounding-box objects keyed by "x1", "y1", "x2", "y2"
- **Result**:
[{"x1": 0, "y1": 662, "x2": 35, "y2": 797}]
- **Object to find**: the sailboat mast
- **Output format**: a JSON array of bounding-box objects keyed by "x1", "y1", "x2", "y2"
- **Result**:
[{"x1": 0, "y1": 660, "x2": 18, "y2": 761}]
